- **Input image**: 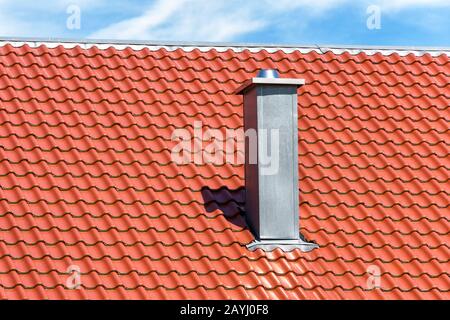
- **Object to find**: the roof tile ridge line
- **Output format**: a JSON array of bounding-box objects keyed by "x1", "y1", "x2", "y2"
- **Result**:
[
  {"x1": 0, "y1": 37, "x2": 449, "y2": 56},
  {"x1": 2, "y1": 36, "x2": 450, "y2": 50}
]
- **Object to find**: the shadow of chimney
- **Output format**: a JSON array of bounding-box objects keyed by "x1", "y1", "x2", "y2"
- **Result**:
[{"x1": 201, "y1": 186, "x2": 248, "y2": 229}]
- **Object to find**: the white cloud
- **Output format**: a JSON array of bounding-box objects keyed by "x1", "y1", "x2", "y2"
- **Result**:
[
  {"x1": 0, "y1": 0, "x2": 448, "y2": 41},
  {"x1": 89, "y1": 0, "x2": 344, "y2": 41},
  {"x1": 91, "y1": 0, "x2": 188, "y2": 40},
  {"x1": 90, "y1": 0, "x2": 268, "y2": 41},
  {"x1": 91, "y1": 0, "x2": 450, "y2": 42}
]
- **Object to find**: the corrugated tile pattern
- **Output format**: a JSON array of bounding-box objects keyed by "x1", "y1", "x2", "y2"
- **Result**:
[{"x1": 0, "y1": 44, "x2": 448, "y2": 300}]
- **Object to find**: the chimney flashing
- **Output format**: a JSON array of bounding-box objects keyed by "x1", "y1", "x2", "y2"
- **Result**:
[{"x1": 247, "y1": 239, "x2": 318, "y2": 252}]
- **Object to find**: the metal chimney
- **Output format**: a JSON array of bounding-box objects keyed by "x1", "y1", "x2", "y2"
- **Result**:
[{"x1": 236, "y1": 69, "x2": 318, "y2": 252}]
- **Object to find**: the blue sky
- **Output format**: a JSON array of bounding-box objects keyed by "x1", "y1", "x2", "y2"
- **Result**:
[{"x1": 0, "y1": 0, "x2": 449, "y2": 46}]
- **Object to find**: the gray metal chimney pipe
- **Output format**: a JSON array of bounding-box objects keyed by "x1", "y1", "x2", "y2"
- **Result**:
[{"x1": 236, "y1": 69, "x2": 318, "y2": 252}]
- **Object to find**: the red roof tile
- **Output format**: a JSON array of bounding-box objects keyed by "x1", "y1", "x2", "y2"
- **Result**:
[{"x1": 0, "y1": 42, "x2": 448, "y2": 300}]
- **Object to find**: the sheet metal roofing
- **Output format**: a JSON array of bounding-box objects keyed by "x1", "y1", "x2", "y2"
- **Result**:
[{"x1": 0, "y1": 39, "x2": 448, "y2": 300}]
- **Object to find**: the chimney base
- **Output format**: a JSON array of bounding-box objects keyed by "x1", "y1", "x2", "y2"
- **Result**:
[{"x1": 246, "y1": 239, "x2": 319, "y2": 252}]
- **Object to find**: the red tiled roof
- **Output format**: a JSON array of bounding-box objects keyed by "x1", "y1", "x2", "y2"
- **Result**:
[{"x1": 0, "y1": 42, "x2": 448, "y2": 300}]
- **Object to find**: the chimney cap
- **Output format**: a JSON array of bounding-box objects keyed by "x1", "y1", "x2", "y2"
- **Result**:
[{"x1": 235, "y1": 72, "x2": 305, "y2": 95}]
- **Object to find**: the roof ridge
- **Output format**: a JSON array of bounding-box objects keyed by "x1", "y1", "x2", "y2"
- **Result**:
[{"x1": 0, "y1": 37, "x2": 449, "y2": 56}]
